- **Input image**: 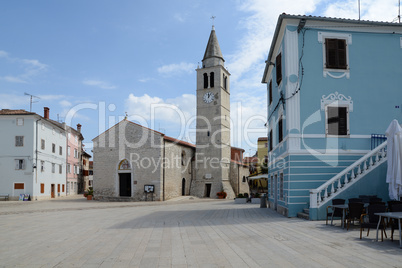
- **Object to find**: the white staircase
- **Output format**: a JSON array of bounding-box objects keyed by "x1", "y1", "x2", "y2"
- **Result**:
[{"x1": 309, "y1": 141, "x2": 387, "y2": 209}]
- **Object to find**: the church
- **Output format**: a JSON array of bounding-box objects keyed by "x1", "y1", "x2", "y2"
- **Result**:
[{"x1": 92, "y1": 26, "x2": 249, "y2": 201}]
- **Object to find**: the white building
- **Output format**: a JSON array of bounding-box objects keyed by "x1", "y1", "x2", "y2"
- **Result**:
[{"x1": 0, "y1": 108, "x2": 67, "y2": 200}]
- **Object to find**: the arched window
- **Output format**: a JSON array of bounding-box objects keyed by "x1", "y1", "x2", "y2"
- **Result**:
[
  {"x1": 181, "y1": 151, "x2": 186, "y2": 166},
  {"x1": 203, "y1": 73, "x2": 208, "y2": 88},
  {"x1": 223, "y1": 74, "x2": 227, "y2": 90},
  {"x1": 210, "y1": 72, "x2": 214, "y2": 88}
]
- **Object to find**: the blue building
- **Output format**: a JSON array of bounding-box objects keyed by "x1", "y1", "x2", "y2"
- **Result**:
[{"x1": 262, "y1": 14, "x2": 402, "y2": 219}]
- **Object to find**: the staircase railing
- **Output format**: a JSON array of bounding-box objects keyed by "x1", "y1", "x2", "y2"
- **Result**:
[{"x1": 309, "y1": 141, "x2": 387, "y2": 208}]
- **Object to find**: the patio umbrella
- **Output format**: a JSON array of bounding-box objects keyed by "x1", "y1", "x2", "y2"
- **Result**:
[{"x1": 385, "y1": 120, "x2": 402, "y2": 200}]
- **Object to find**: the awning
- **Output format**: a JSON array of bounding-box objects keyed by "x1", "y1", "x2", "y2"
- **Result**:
[{"x1": 248, "y1": 174, "x2": 268, "y2": 180}]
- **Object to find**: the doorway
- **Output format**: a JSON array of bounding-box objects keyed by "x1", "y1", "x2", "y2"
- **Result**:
[
  {"x1": 204, "y1": 183, "x2": 211, "y2": 198},
  {"x1": 51, "y1": 184, "x2": 55, "y2": 198},
  {"x1": 119, "y1": 173, "x2": 131, "y2": 197},
  {"x1": 182, "y1": 178, "x2": 186, "y2": 196}
]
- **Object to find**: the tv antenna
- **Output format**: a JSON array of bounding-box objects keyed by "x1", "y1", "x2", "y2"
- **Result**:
[{"x1": 24, "y1": 92, "x2": 40, "y2": 112}]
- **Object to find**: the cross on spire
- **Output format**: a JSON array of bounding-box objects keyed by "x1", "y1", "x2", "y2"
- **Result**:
[{"x1": 211, "y1": 15, "x2": 216, "y2": 29}]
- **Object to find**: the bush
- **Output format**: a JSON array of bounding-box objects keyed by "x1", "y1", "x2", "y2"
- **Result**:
[
  {"x1": 254, "y1": 193, "x2": 260, "y2": 198},
  {"x1": 244, "y1": 193, "x2": 249, "y2": 198},
  {"x1": 237, "y1": 193, "x2": 244, "y2": 198}
]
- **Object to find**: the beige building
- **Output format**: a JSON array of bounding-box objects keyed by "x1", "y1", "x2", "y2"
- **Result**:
[{"x1": 92, "y1": 26, "x2": 249, "y2": 201}]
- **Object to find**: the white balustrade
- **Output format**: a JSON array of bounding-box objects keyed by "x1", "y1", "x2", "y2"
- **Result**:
[{"x1": 309, "y1": 141, "x2": 387, "y2": 208}]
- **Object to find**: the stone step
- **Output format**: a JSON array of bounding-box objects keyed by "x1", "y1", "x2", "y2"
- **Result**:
[{"x1": 297, "y1": 212, "x2": 310, "y2": 220}]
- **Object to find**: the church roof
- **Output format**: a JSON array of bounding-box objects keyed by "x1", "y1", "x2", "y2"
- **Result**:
[{"x1": 202, "y1": 27, "x2": 224, "y2": 62}]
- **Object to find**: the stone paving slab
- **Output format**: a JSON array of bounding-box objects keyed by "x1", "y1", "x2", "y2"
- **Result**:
[{"x1": 0, "y1": 197, "x2": 402, "y2": 267}]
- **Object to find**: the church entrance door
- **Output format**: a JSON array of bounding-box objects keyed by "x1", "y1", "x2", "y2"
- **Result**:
[
  {"x1": 182, "y1": 178, "x2": 186, "y2": 196},
  {"x1": 119, "y1": 173, "x2": 131, "y2": 197},
  {"x1": 204, "y1": 183, "x2": 211, "y2": 197}
]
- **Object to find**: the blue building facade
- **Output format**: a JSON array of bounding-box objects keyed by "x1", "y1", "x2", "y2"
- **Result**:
[{"x1": 262, "y1": 14, "x2": 402, "y2": 218}]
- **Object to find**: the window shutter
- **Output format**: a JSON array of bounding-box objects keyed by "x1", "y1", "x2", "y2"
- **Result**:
[
  {"x1": 325, "y1": 39, "x2": 347, "y2": 69},
  {"x1": 15, "y1": 160, "x2": 19, "y2": 170},
  {"x1": 338, "y1": 107, "x2": 348, "y2": 135},
  {"x1": 276, "y1": 53, "x2": 282, "y2": 85},
  {"x1": 327, "y1": 107, "x2": 339, "y2": 135},
  {"x1": 21, "y1": 160, "x2": 25, "y2": 170}
]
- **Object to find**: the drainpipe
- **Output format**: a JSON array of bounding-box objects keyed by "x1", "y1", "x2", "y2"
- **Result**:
[{"x1": 35, "y1": 118, "x2": 41, "y2": 200}]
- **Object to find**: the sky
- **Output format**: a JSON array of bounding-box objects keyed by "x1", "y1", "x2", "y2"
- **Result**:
[{"x1": 1, "y1": 0, "x2": 401, "y2": 157}]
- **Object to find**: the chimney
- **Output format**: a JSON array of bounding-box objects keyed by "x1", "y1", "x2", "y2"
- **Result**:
[
  {"x1": 44, "y1": 107, "x2": 49, "y2": 119},
  {"x1": 77, "y1": 123, "x2": 82, "y2": 133}
]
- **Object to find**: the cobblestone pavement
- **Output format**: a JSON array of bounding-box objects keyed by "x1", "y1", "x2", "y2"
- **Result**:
[{"x1": 0, "y1": 196, "x2": 402, "y2": 267}]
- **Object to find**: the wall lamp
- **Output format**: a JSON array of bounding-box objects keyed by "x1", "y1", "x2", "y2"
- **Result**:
[{"x1": 265, "y1": 60, "x2": 275, "y2": 66}]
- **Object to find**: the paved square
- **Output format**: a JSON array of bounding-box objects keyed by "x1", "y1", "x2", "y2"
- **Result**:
[{"x1": 0, "y1": 197, "x2": 401, "y2": 267}]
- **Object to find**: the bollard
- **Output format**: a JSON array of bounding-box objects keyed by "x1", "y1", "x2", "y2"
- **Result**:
[{"x1": 260, "y1": 194, "x2": 267, "y2": 208}]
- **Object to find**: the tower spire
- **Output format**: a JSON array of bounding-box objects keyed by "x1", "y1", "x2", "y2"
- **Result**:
[{"x1": 202, "y1": 23, "x2": 224, "y2": 68}]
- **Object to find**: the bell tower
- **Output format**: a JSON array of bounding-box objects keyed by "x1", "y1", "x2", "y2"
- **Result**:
[{"x1": 191, "y1": 26, "x2": 235, "y2": 199}]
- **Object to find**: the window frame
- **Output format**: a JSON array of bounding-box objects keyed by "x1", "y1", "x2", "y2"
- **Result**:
[
  {"x1": 278, "y1": 116, "x2": 283, "y2": 143},
  {"x1": 318, "y1": 32, "x2": 351, "y2": 77},
  {"x1": 41, "y1": 139, "x2": 45, "y2": 150},
  {"x1": 269, "y1": 80, "x2": 273, "y2": 105},
  {"x1": 276, "y1": 53, "x2": 282, "y2": 86},
  {"x1": 52, "y1": 143, "x2": 56, "y2": 153},
  {"x1": 325, "y1": 38, "x2": 347, "y2": 70},
  {"x1": 325, "y1": 105, "x2": 350, "y2": 137},
  {"x1": 15, "y1": 159, "x2": 25, "y2": 170},
  {"x1": 16, "y1": 118, "x2": 24, "y2": 126},
  {"x1": 15, "y1": 136, "x2": 24, "y2": 147},
  {"x1": 41, "y1": 161, "x2": 45, "y2": 172},
  {"x1": 279, "y1": 172, "x2": 284, "y2": 201}
]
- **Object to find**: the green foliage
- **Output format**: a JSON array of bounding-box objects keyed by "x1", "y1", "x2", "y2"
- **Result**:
[
  {"x1": 243, "y1": 193, "x2": 249, "y2": 198},
  {"x1": 237, "y1": 193, "x2": 244, "y2": 198},
  {"x1": 87, "y1": 187, "x2": 94, "y2": 196}
]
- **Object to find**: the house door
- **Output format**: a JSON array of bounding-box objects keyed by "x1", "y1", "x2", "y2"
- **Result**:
[
  {"x1": 51, "y1": 184, "x2": 55, "y2": 198},
  {"x1": 182, "y1": 178, "x2": 186, "y2": 196},
  {"x1": 204, "y1": 183, "x2": 211, "y2": 198},
  {"x1": 119, "y1": 173, "x2": 131, "y2": 197},
  {"x1": 274, "y1": 174, "x2": 278, "y2": 211}
]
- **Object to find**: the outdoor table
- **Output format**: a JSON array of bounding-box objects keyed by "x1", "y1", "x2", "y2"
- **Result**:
[{"x1": 375, "y1": 212, "x2": 402, "y2": 248}]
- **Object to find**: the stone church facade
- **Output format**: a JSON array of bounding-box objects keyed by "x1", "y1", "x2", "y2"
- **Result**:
[{"x1": 92, "y1": 26, "x2": 249, "y2": 201}]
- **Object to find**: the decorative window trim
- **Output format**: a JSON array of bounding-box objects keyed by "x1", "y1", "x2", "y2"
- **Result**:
[
  {"x1": 318, "y1": 32, "x2": 352, "y2": 79},
  {"x1": 321, "y1": 92, "x2": 353, "y2": 112}
]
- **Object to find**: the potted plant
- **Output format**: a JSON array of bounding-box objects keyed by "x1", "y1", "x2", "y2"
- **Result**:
[
  {"x1": 217, "y1": 191, "x2": 227, "y2": 199},
  {"x1": 235, "y1": 193, "x2": 247, "y2": 204},
  {"x1": 87, "y1": 187, "x2": 93, "y2": 200}
]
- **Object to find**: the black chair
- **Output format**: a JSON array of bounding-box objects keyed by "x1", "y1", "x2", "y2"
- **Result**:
[
  {"x1": 349, "y1": 198, "x2": 363, "y2": 203},
  {"x1": 369, "y1": 197, "x2": 382, "y2": 203},
  {"x1": 390, "y1": 203, "x2": 402, "y2": 241},
  {"x1": 359, "y1": 195, "x2": 370, "y2": 203},
  {"x1": 387, "y1": 200, "x2": 402, "y2": 212},
  {"x1": 369, "y1": 201, "x2": 385, "y2": 206},
  {"x1": 347, "y1": 202, "x2": 365, "y2": 230},
  {"x1": 360, "y1": 204, "x2": 387, "y2": 241},
  {"x1": 326, "y1": 199, "x2": 345, "y2": 225}
]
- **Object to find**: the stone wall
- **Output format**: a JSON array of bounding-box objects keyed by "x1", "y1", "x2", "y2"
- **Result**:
[
  {"x1": 229, "y1": 162, "x2": 250, "y2": 197},
  {"x1": 93, "y1": 120, "x2": 163, "y2": 201},
  {"x1": 163, "y1": 140, "x2": 194, "y2": 200}
]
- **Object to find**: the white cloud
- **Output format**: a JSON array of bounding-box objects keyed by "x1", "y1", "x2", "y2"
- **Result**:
[
  {"x1": 324, "y1": 0, "x2": 399, "y2": 22},
  {"x1": 0, "y1": 94, "x2": 30, "y2": 109},
  {"x1": 83, "y1": 79, "x2": 116, "y2": 90},
  {"x1": 157, "y1": 62, "x2": 196, "y2": 76},
  {"x1": 0, "y1": 51, "x2": 48, "y2": 83},
  {"x1": 0, "y1": 51, "x2": 8, "y2": 58},
  {"x1": 60, "y1": 100, "x2": 72, "y2": 107},
  {"x1": 174, "y1": 13, "x2": 186, "y2": 22},
  {"x1": 2, "y1": 76, "x2": 27, "y2": 83}
]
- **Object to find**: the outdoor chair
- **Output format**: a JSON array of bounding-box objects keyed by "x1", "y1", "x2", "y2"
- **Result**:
[
  {"x1": 369, "y1": 197, "x2": 382, "y2": 203},
  {"x1": 347, "y1": 202, "x2": 365, "y2": 230},
  {"x1": 348, "y1": 198, "x2": 363, "y2": 204},
  {"x1": 390, "y1": 203, "x2": 402, "y2": 241},
  {"x1": 360, "y1": 204, "x2": 387, "y2": 241},
  {"x1": 359, "y1": 195, "x2": 370, "y2": 203},
  {"x1": 387, "y1": 200, "x2": 402, "y2": 212},
  {"x1": 369, "y1": 201, "x2": 385, "y2": 206},
  {"x1": 326, "y1": 199, "x2": 345, "y2": 225}
]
